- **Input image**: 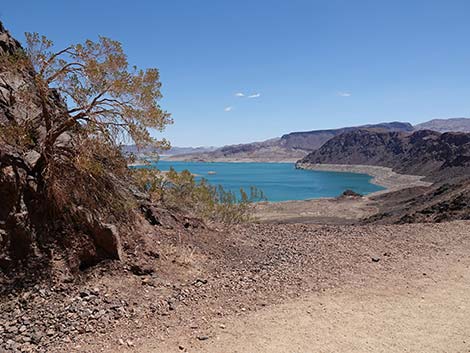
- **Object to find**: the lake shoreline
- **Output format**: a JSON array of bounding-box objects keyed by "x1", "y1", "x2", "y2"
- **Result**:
[
  {"x1": 129, "y1": 160, "x2": 432, "y2": 198},
  {"x1": 130, "y1": 160, "x2": 435, "y2": 224},
  {"x1": 255, "y1": 163, "x2": 433, "y2": 224},
  {"x1": 295, "y1": 162, "x2": 432, "y2": 196}
]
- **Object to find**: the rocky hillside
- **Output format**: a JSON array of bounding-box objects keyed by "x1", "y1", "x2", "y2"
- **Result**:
[
  {"x1": 297, "y1": 128, "x2": 470, "y2": 223},
  {"x1": 363, "y1": 177, "x2": 470, "y2": 224},
  {"x1": 298, "y1": 129, "x2": 470, "y2": 181},
  {"x1": 166, "y1": 118, "x2": 470, "y2": 163},
  {"x1": 169, "y1": 122, "x2": 413, "y2": 162},
  {"x1": 414, "y1": 117, "x2": 470, "y2": 133}
]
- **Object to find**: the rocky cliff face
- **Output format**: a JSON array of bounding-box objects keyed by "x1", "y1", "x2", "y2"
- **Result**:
[
  {"x1": 298, "y1": 129, "x2": 470, "y2": 181},
  {"x1": 0, "y1": 22, "x2": 21, "y2": 55}
]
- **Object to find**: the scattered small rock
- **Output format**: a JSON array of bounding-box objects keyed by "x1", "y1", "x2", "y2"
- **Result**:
[
  {"x1": 192, "y1": 279, "x2": 208, "y2": 287},
  {"x1": 130, "y1": 264, "x2": 154, "y2": 276}
]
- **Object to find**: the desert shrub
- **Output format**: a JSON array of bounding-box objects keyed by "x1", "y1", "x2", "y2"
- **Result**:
[
  {"x1": 45, "y1": 134, "x2": 135, "y2": 225},
  {"x1": 133, "y1": 167, "x2": 266, "y2": 223}
]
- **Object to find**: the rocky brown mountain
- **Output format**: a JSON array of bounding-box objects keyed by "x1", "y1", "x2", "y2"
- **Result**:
[
  {"x1": 279, "y1": 121, "x2": 414, "y2": 150},
  {"x1": 298, "y1": 129, "x2": 470, "y2": 182},
  {"x1": 168, "y1": 118, "x2": 470, "y2": 163}
]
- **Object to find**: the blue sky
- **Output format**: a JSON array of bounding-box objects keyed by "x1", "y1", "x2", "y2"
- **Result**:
[{"x1": 2, "y1": 1, "x2": 470, "y2": 146}]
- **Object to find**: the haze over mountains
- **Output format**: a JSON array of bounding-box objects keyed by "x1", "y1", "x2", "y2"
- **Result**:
[{"x1": 165, "y1": 118, "x2": 470, "y2": 162}]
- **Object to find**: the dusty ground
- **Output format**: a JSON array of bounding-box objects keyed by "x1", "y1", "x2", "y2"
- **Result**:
[
  {"x1": 16, "y1": 220, "x2": 466, "y2": 353},
  {"x1": 255, "y1": 197, "x2": 378, "y2": 224},
  {"x1": 150, "y1": 257, "x2": 470, "y2": 353}
]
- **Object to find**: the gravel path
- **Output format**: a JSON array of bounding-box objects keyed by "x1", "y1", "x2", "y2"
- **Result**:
[
  {"x1": 50, "y1": 220, "x2": 470, "y2": 353},
  {"x1": 3, "y1": 221, "x2": 469, "y2": 353},
  {"x1": 165, "y1": 258, "x2": 470, "y2": 353}
]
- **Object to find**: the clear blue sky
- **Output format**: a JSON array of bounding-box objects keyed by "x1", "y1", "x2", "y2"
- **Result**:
[{"x1": 2, "y1": 1, "x2": 470, "y2": 146}]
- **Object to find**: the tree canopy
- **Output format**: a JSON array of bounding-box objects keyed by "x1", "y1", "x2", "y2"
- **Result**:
[{"x1": 25, "y1": 33, "x2": 172, "y2": 151}]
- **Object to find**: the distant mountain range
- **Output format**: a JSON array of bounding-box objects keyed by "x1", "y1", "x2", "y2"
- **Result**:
[
  {"x1": 414, "y1": 117, "x2": 470, "y2": 133},
  {"x1": 167, "y1": 121, "x2": 414, "y2": 162},
  {"x1": 127, "y1": 117, "x2": 470, "y2": 162},
  {"x1": 121, "y1": 145, "x2": 217, "y2": 158}
]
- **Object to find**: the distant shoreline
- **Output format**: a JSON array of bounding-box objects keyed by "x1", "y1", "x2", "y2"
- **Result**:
[
  {"x1": 255, "y1": 163, "x2": 433, "y2": 224},
  {"x1": 129, "y1": 158, "x2": 300, "y2": 166},
  {"x1": 295, "y1": 162, "x2": 432, "y2": 195},
  {"x1": 161, "y1": 156, "x2": 299, "y2": 163}
]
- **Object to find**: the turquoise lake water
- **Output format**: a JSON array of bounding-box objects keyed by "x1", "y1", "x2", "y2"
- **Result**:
[{"x1": 137, "y1": 161, "x2": 385, "y2": 202}]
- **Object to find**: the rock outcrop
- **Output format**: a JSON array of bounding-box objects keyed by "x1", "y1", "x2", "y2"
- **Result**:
[
  {"x1": 298, "y1": 129, "x2": 470, "y2": 182},
  {"x1": 0, "y1": 22, "x2": 21, "y2": 55},
  {"x1": 365, "y1": 178, "x2": 470, "y2": 224},
  {"x1": 279, "y1": 121, "x2": 414, "y2": 151}
]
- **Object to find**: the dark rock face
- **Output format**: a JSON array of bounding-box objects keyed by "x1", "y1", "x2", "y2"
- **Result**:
[
  {"x1": 228, "y1": 122, "x2": 414, "y2": 154},
  {"x1": 0, "y1": 22, "x2": 21, "y2": 55},
  {"x1": 296, "y1": 127, "x2": 470, "y2": 223},
  {"x1": 298, "y1": 129, "x2": 470, "y2": 181}
]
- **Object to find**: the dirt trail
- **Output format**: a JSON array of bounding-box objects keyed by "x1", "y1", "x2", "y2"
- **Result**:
[
  {"x1": 146, "y1": 255, "x2": 470, "y2": 353},
  {"x1": 37, "y1": 221, "x2": 470, "y2": 353}
]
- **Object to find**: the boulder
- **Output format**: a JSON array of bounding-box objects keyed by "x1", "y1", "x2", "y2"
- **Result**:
[
  {"x1": 23, "y1": 150, "x2": 41, "y2": 170},
  {"x1": 91, "y1": 223, "x2": 122, "y2": 261}
]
